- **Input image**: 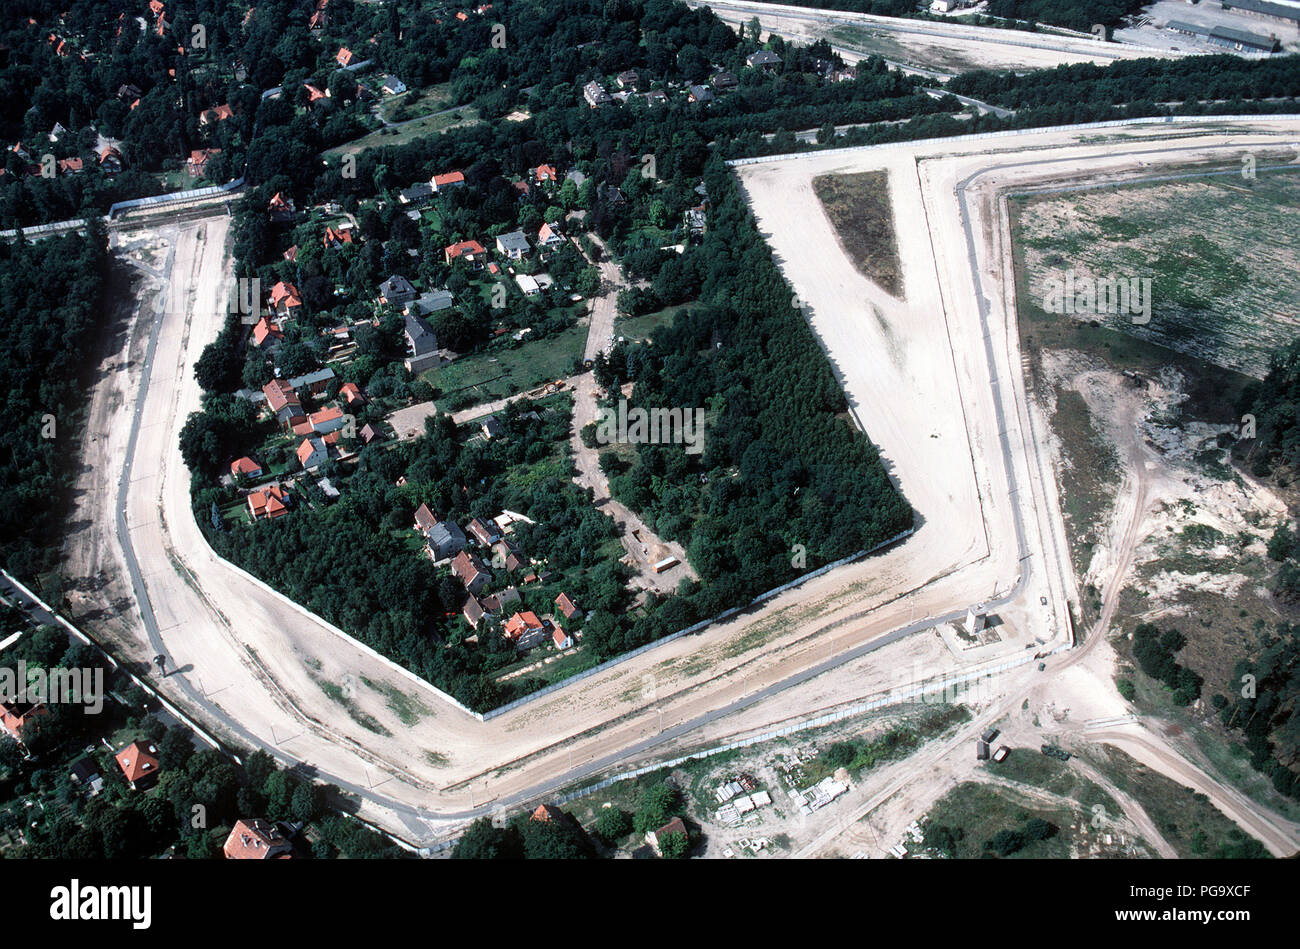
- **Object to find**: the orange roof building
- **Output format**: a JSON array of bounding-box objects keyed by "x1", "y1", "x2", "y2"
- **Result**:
[
  {"x1": 223, "y1": 819, "x2": 293, "y2": 859},
  {"x1": 115, "y1": 741, "x2": 161, "y2": 788},
  {"x1": 247, "y1": 484, "x2": 290, "y2": 520},
  {"x1": 230, "y1": 456, "x2": 263, "y2": 478}
]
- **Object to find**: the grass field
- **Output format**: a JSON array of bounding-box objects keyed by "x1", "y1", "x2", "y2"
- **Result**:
[
  {"x1": 812, "y1": 171, "x2": 903, "y2": 298},
  {"x1": 424, "y1": 323, "x2": 586, "y2": 406},
  {"x1": 323, "y1": 107, "x2": 481, "y2": 158},
  {"x1": 615, "y1": 303, "x2": 691, "y2": 341},
  {"x1": 1082, "y1": 745, "x2": 1270, "y2": 858},
  {"x1": 1011, "y1": 167, "x2": 1300, "y2": 380}
]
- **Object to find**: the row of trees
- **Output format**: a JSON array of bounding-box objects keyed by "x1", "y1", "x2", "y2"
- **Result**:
[{"x1": 0, "y1": 227, "x2": 108, "y2": 579}]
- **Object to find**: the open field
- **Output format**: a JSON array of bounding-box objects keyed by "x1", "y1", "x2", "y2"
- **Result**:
[
  {"x1": 322, "y1": 107, "x2": 481, "y2": 158},
  {"x1": 812, "y1": 171, "x2": 902, "y2": 298},
  {"x1": 1011, "y1": 169, "x2": 1300, "y2": 379}
]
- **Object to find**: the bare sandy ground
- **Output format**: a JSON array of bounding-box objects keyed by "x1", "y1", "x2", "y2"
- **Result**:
[
  {"x1": 761, "y1": 116, "x2": 1300, "y2": 857},
  {"x1": 693, "y1": 0, "x2": 1184, "y2": 76}
]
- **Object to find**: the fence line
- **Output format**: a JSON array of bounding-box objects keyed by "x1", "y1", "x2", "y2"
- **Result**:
[
  {"x1": 481, "y1": 525, "x2": 916, "y2": 719},
  {"x1": 553, "y1": 651, "x2": 1040, "y2": 805},
  {"x1": 725, "y1": 113, "x2": 1300, "y2": 167}
]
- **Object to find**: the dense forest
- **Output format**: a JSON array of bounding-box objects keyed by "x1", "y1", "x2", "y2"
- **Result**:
[
  {"x1": 0, "y1": 228, "x2": 108, "y2": 580},
  {"x1": 1236, "y1": 338, "x2": 1300, "y2": 480},
  {"x1": 984, "y1": 0, "x2": 1147, "y2": 33},
  {"x1": 1212, "y1": 620, "x2": 1300, "y2": 800}
]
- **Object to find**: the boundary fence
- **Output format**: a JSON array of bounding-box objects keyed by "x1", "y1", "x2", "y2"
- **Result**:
[{"x1": 725, "y1": 113, "x2": 1300, "y2": 167}]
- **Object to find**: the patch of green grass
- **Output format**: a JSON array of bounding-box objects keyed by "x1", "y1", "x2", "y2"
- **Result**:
[
  {"x1": 984, "y1": 749, "x2": 1117, "y2": 815},
  {"x1": 323, "y1": 107, "x2": 481, "y2": 159},
  {"x1": 923, "y1": 782, "x2": 1073, "y2": 859},
  {"x1": 812, "y1": 170, "x2": 902, "y2": 298},
  {"x1": 426, "y1": 323, "x2": 587, "y2": 404},
  {"x1": 1083, "y1": 745, "x2": 1270, "y2": 858},
  {"x1": 360, "y1": 675, "x2": 432, "y2": 726}
]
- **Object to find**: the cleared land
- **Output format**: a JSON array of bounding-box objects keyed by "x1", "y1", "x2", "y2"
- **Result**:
[
  {"x1": 812, "y1": 171, "x2": 903, "y2": 298},
  {"x1": 691, "y1": 0, "x2": 1185, "y2": 77}
]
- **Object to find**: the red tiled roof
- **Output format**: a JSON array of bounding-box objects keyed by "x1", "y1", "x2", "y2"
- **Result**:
[
  {"x1": 230, "y1": 456, "x2": 261, "y2": 476},
  {"x1": 115, "y1": 741, "x2": 160, "y2": 784},
  {"x1": 336, "y1": 47, "x2": 355, "y2": 67},
  {"x1": 445, "y1": 239, "x2": 485, "y2": 259},
  {"x1": 223, "y1": 819, "x2": 292, "y2": 860},
  {"x1": 555, "y1": 592, "x2": 579, "y2": 619},
  {"x1": 432, "y1": 171, "x2": 465, "y2": 187},
  {"x1": 340, "y1": 382, "x2": 363, "y2": 404},
  {"x1": 269, "y1": 280, "x2": 302, "y2": 310},
  {"x1": 503, "y1": 611, "x2": 543, "y2": 640}
]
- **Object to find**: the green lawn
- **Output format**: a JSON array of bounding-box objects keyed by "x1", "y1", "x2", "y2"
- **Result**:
[
  {"x1": 323, "y1": 107, "x2": 481, "y2": 159},
  {"x1": 424, "y1": 323, "x2": 587, "y2": 406},
  {"x1": 616, "y1": 303, "x2": 691, "y2": 341}
]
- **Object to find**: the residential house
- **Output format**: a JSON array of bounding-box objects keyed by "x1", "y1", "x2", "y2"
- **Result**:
[
  {"x1": 413, "y1": 503, "x2": 439, "y2": 534},
  {"x1": 462, "y1": 593, "x2": 486, "y2": 629},
  {"x1": 555, "y1": 592, "x2": 581, "y2": 621},
  {"x1": 379, "y1": 274, "x2": 418, "y2": 306},
  {"x1": 247, "y1": 484, "x2": 291, "y2": 520},
  {"x1": 552, "y1": 625, "x2": 573, "y2": 649},
  {"x1": 684, "y1": 205, "x2": 707, "y2": 235},
  {"x1": 688, "y1": 85, "x2": 714, "y2": 104},
  {"x1": 746, "y1": 49, "x2": 781, "y2": 70},
  {"x1": 288, "y1": 367, "x2": 335, "y2": 396},
  {"x1": 263, "y1": 379, "x2": 303, "y2": 426},
  {"x1": 399, "y1": 181, "x2": 433, "y2": 204},
  {"x1": 616, "y1": 69, "x2": 641, "y2": 89},
  {"x1": 642, "y1": 89, "x2": 669, "y2": 107},
  {"x1": 532, "y1": 803, "x2": 568, "y2": 823},
  {"x1": 481, "y1": 586, "x2": 520, "y2": 613},
  {"x1": 431, "y1": 170, "x2": 466, "y2": 191},
  {"x1": 309, "y1": 406, "x2": 347, "y2": 435},
  {"x1": 503, "y1": 611, "x2": 547, "y2": 650},
  {"x1": 467, "y1": 516, "x2": 502, "y2": 546},
  {"x1": 269, "y1": 281, "x2": 303, "y2": 317},
  {"x1": 646, "y1": 816, "x2": 688, "y2": 856},
  {"x1": 495, "y1": 230, "x2": 530, "y2": 260},
  {"x1": 118, "y1": 83, "x2": 143, "y2": 101},
  {"x1": 57, "y1": 157, "x2": 83, "y2": 175},
  {"x1": 451, "y1": 550, "x2": 492, "y2": 594},
  {"x1": 251, "y1": 316, "x2": 283, "y2": 348},
  {"x1": 537, "y1": 222, "x2": 565, "y2": 251},
  {"x1": 322, "y1": 224, "x2": 353, "y2": 248},
  {"x1": 480, "y1": 415, "x2": 504, "y2": 439},
  {"x1": 710, "y1": 70, "x2": 739, "y2": 91},
  {"x1": 0, "y1": 700, "x2": 48, "y2": 742},
  {"x1": 404, "y1": 313, "x2": 442, "y2": 373},
  {"x1": 296, "y1": 436, "x2": 328, "y2": 471},
  {"x1": 445, "y1": 240, "x2": 487, "y2": 268},
  {"x1": 303, "y1": 83, "x2": 328, "y2": 106},
  {"x1": 406, "y1": 290, "x2": 455, "y2": 316},
  {"x1": 223, "y1": 819, "x2": 293, "y2": 860},
  {"x1": 340, "y1": 382, "x2": 364, "y2": 406},
  {"x1": 115, "y1": 741, "x2": 161, "y2": 790},
  {"x1": 187, "y1": 147, "x2": 220, "y2": 177},
  {"x1": 381, "y1": 75, "x2": 407, "y2": 95},
  {"x1": 268, "y1": 192, "x2": 296, "y2": 223},
  {"x1": 427, "y1": 521, "x2": 468, "y2": 560},
  {"x1": 336, "y1": 47, "x2": 357, "y2": 67},
  {"x1": 97, "y1": 146, "x2": 123, "y2": 172},
  {"x1": 583, "y1": 81, "x2": 611, "y2": 108},
  {"x1": 514, "y1": 273, "x2": 540, "y2": 296},
  {"x1": 200, "y1": 103, "x2": 234, "y2": 125},
  {"x1": 360, "y1": 423, "x2": 381, "y2": 445},
  {"x1": 230, "y1": 456, "x2": 263, "y2": 479},
  {"x1": 70, "y1": 757, "x2": 104, "y2": 796}
]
